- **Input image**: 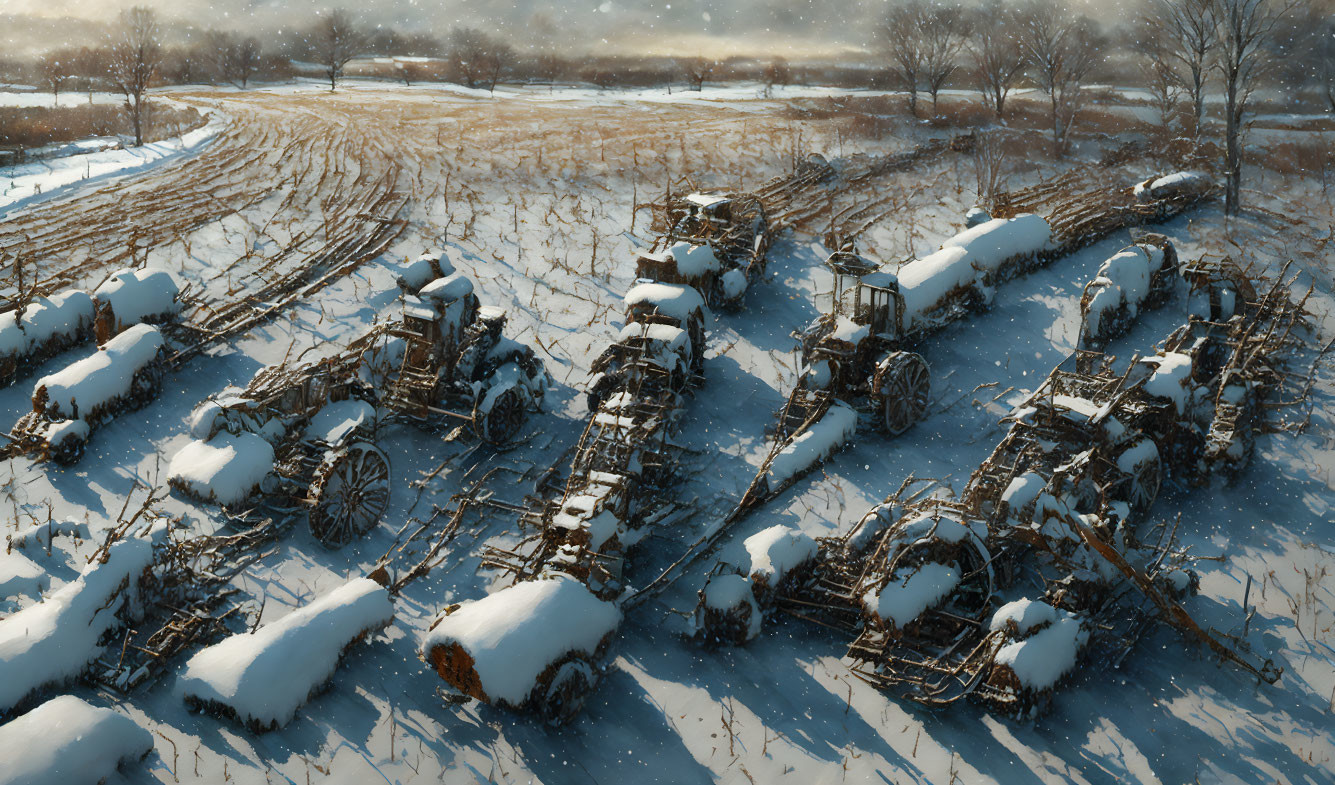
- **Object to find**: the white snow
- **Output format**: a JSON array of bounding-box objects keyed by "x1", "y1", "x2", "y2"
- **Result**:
[
  {"x1": 0, "y1": 550, "x2": 47, "y2": 599},
  {"x1": 830, "y1": 315, "x2": 869, "y2": 345},
  {"x1": 0, "y1": 291, "x2": 94, "y2": 359},
  {"x1": 304, "y1": 399, "x2": 374, "y2": 444},
  {"x1": 179, "y1": 578, "x2": 393, "y2": 730},
  {"x1": 1000, "y1": 471, "x2": 1046, "y2": 513},
  {"x1": 419, "y1": 272, "x2": 474, "y2": 303},
  {"x1": 700, "y1": 573, "x2": 762, "y2": 641},
  {"x1": 623, "y1": 282, "x2": 707, "y2": 325},
  {"x1": 665, "y1": 241, "x2": 721, "y2": 278},
  {"x1": 0, "y1": 533, "x2": 158, "y2": 713},
  {"x1": 720, "y1": 268, "x2": 747, "y2": 300},
  {"x1": 1082, "y1": 245, "x2": 1160, "y2": 339},
  {"x1": 864, "y1": 562, "x2": 961, "y2": 628},
  {"x1": 993, "y1": 614, "x2": 1090, "y2": 690},
  {"x1": 421, "y1": 574, "x2": 621, "y2": 706},
  {"x1": 1116, "y1": 438, "x2": 1160, "y2": 474},
  {"x1": 167, "y1": 432, "x2": 275, "y2": 507},
  {"x1": 763, "y1": 400, "x2": 858, "y2": 488},
  {"x1": 92, "y1": 267, "x2": 181, "y2": 329},
  {"x1": 988, "y1": 598, "x2": 1063, "y2": 635},
  {"x1": 397, "y1": 249, "x2": 456, "y2": 293},
  {"x1": 1134, "y1": 171, "x2": 1211, "y2": 201},
  {"x1": 1141, "y1": 352, "x2": 1194, "y2": 413},
  {"x1": 0, "y1": 696, "x2": 152, "y2": 785},
  {"x1": 0, "y1": 120, "x2": 221, "y2": 216},
  {"x1": 898, "y1": 214, "x2": 1053, "y2": 326},
  {"x1": 32, "y1": 324, "x2": 163, "y2": 420},
  {"x1": 743, "y1": 525, "x2": 817, "y2": 585}
]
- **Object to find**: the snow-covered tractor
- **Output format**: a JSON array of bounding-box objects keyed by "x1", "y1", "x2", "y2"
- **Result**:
[
  {"x1": 169, "y1": 353, "x2": 388, "y2": 548},
  {"x1": 585, "y1": 281, "x2": 706, "y2": 412},
  {"x1": 377, "y1": 266, "x2": 548, "y2": 444},
  {"x1": 696, "y1": 271, "x2": 1299, "y2": 714},
  {"x1": 645, "y1": 192, "x2": 770, "y2": 305}
]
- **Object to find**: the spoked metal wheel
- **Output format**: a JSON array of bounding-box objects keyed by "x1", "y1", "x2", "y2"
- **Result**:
[
  {"x1": 308, "y1": 441, "x2": 391, "y2": 548},
  {"x1": 876, "y1": 352, "x2": 931, "y2": 436},
  {"x1": 473, "y1": 387, "x2": 526, "y2": 444}
]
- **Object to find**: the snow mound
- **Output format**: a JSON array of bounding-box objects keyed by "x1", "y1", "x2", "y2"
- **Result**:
[
  {"x1": 743, "y1": 525, "x2": 817, "y2": 586},
  {"x1": 167, "y1": 432, "x2": 275, "y2": 507},
  {"x1": 179, "y1": 577, "x2": 393, "y2": 730},
  {"x1": 422, "y1": 574, "x2": 621, "y2": 706},
  {"x1": 0, "y1": 550, "x2": 47, "y2": 600},
  {"x1": 624, "y1": 282, "x2": 707, "y2": 325},
  {"x1": 0, "y1": 532, "x2": 158, "y2": 713},
  {"x1": 419, "y1": 272, "x2": 474, "y2": 303},
  {"x1": 0, "y1": 291, "x2": 94, "y2": 360},
  {"x1": 666, "y1": 241, "x2": 721, "y2": 277},
  {"x1": 32, "y1": 323, "x2": 163, "y2": 420},
  {"x1": 898, "y1": 213, "x2": 1053, "y2": 327},
  {"x1": 988, "y1": 598, "x2": 1062, "y2": 635},
  {"x1": 763, "y1": 400, "x2": 858, "y2": 489},
  {"x1": 1141, "y1": 352, "x2": 1194, "y2": 413},
  {"x1": 993, "y1": 611, "x2": 1090, "y2": 690},
  {"x1": 92, "y1": 267, "x2": 180, "y2": 329},
  {"x1": 0, "y1": 696, "x2": 152, "y2": 785},
  {"x1": 304, "y1": 399, "x2": 374, "y2": 444},
  {"x1": 864, "y1": 562, "x2": 961, "y2": 628}
]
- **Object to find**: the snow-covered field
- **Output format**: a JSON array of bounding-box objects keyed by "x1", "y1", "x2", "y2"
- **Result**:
[{"x1": 0, "y1": 82, "x2": 1332, "y2": 784}]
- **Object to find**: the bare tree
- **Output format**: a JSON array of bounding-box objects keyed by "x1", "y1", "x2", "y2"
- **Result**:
[
  {"x1": 1138, "y1": 20, "x2": 1184, "y2": 143},
  {"x1": 1018, "y1": 0, "x2": 1101, "y2": 156},
  {"x1": 314, "y1": 9, "x2": 364, "y2": 91},
  {"x1": 109, "y1": 6, "x2": 163, "y2": 147},
  {"x1": 680, "y1": 57, "x2": 714, "y2": 91},
  {"x1": 232, "y1": 37, "x2": 261, "y2": 88},
  {"x1": 1213, "y1": 0, "x2": 1295, "y2": 214},
  {"x1": 448, "y1": 28, "x2": 499, "y2": 89},
  {"x1": 1323, "y1": 15, "x2": 1335, "y2": 112},
  {"x1": 922, "y1": 3, "x2": 968, "y2": 115},
  {"x1": 880, "y1": 0, "x2": 928, "y2": 116},
  {"x1": 763, "y1": 57, "x2": 791, "y2": 98},
  {"x1": 1148, "y1": 0, "x2": 1216, "y2": 138},
  {"x1": 970, "y1": 1, "x2": 1027, "y2": 120},
  {"x1": 38, "y1": 51, "x2": 73, "y2": 104},
  {"x1": 973, "y1": 129, "x2": 1011, "y2": 209}
]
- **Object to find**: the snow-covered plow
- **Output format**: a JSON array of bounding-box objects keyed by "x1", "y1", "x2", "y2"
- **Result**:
[
  {"x1": 168, "y1": 251, "x2": 548, "y2": 547},
  {"x1": 695, "y1": 264, "x2": 1305, "y2": 717},
  {"x1": 732, "y1": 170, "x2": 1219, "y2": 517}
]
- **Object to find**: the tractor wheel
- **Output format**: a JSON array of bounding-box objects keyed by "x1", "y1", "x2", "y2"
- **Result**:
[
  {"x1": 875, "y1": 352, "x2": 931, "y2": 436},
  {"x1": 536, "y1": 655, "x2": 597, "y2": 726},
  {"x1": 474, "y1": 386, "x2": 526, "y2": 444},
  {"x1": 308, "y1": 441, "x2": 391, "y2": 548}
]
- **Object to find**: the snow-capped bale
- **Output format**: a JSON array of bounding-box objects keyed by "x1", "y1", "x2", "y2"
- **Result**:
[
  {"x1": 763, "y1": 400, "x2": 858, "y2": 491},
  {"x1": 397, "y1": 249, "x2": 457, "y2": 294},
  {"x1": 988, "y1": 598, "x2": 1062, "y2": 636},
  {"x1": 1133, "y1": 171, "x2": 1211, "y2": 202},
  {"x1": 1080, "y1": 243, "x2": 1171, "y2": 345},
  {"x1": 1115, "y1": 438, "x2": 1159, "y2": 476},
  {"x1": 419, "y1": 272, "x2": 474, "y2": 304},
  {"x1": 693, "y1": 572, "x2": 761, "y2": 645},
  {"x1": 0, "y1": 532, "x2": 159, "y2": 714},
  {"x1": 92, "y1": 268, "x2": 180, "y2": 337},
  {"x1": 991, "y1": 609, "x2": 1089, "y2": 694},
  {"x1": 0, "y1": 696, "x2": 153, "y2": 785},
  {"x1": 665, "y1": 241, "x2": 721, "y2": 278},
  {"x1": 167, "y1": 432, "x2": 275, "y2": 507},
  {"x1": 623, "y1": 282, "x2": 707, "y2": 326},
  {"x1": 899, "y1": 214, "x2": 1053, "y2": 328},
  {"x1": 179, "y1": 578, "x2": 393, "y2": 731},
  {"x1": 421, "y1": 574, "x2": 621, "y2": 708},
  {"x1": 862, "y1": 562, "x2": 961, "y2": 629},
  {"x1": 846, "y1": 501, "x2": 900, "y2": 553},
  {"x1": 964, "y1": 207, "x2": 991, "y2": 228},
  {"x1": 1000, "y1": 471, "x2": 1045, "y2": 517},
  {"x1": 32, "y1": 324, "x2": 164, "y2": 421},
  {"x1": 742, "y1": 525, "x2": 817, "y2": 597},
  {"x1": 1141, "y1": 352, "x2": 1194, "y2": 414},
  {"x1": 0, "y1": 291, "x2": 95, "y2": 365}
]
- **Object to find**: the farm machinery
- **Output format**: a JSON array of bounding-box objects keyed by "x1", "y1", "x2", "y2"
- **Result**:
[
  {"x1": 731, "y1": 169, "x2": 1218, "y2": 516},
  {"x1": 692, "y1": 263, "x2": 1306, "y2": 716},
  {"x1": 640, "y1": 191, "x2": 771, "y2": 306},
  {"x1": 168, "y1": 250, "x2": 548, "y2": 548}
]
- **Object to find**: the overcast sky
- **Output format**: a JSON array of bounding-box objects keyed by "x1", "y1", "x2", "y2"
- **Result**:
[{"x1": 3, "y1": 0, "x2": 1137, "y2": 59}]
